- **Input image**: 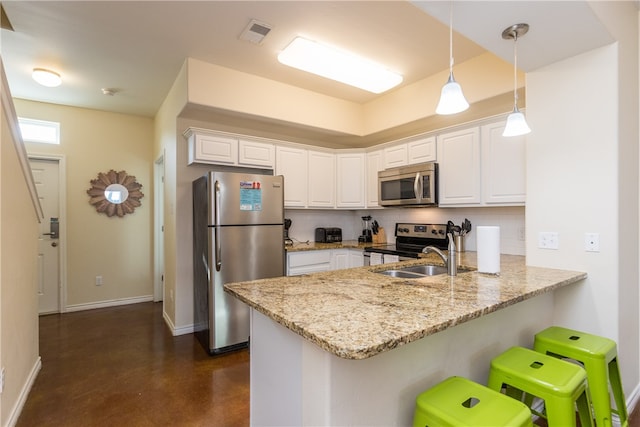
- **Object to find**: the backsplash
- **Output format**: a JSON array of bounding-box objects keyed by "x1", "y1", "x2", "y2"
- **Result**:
[{"x1": 285, "y1": 206, "x2": 526, "y2": 255}]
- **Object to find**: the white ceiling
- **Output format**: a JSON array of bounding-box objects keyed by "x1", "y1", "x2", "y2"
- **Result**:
[{"x1": 1, "y1": 1, "x2": 618, "y2": 119}]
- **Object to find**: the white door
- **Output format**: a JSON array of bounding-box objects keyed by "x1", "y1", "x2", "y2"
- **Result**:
[{"x1": 30, "y1": 158, "x2": 61, "y2": 314}]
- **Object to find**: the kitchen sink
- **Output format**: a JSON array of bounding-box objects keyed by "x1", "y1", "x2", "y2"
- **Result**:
[{"x1": 377, "y1": 264, "x2": 448, "y2": 278}]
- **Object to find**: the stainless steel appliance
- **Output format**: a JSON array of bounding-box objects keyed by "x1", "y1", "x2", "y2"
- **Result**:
[
  {"x1": 378, "y1": 162, "x2": 438, "y2": 207},
  {"x1": 364, "y1": 222, "x2": 449, "y2": 265},
  {"x1": 315, "y1": 227, "x2": 342, "y2": 243},
  {"x1": 193, "y1": 171, "x2": 285, "y2": 355}
]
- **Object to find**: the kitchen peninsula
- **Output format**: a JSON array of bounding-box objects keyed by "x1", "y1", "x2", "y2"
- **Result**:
[{"x1": 225, "y1": 253, "x2": 586, "y2": 426}]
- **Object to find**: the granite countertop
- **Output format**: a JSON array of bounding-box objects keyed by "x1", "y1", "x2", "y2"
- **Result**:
[
  {"x1": 224, "y1": 252, "x2": 587, "y2": 360},
  {"x1": 286, "y1": 240, "x2": 367, "y2": 252}
]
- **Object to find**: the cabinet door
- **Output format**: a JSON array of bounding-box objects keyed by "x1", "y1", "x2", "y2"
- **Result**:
[
  {"x1": 481, "y1": 121, "x2": 526, "y2": 205},
  {"x1": 189, "y1": 132, "x2": 238, "y2": 165},
  {"x1": 239, "y1": 139, "x2": 275, "y2": 169},
  {"x1": 287, "y1": 250, "x2": 332, "y2": 276},
  {"x1": 331, "y1": 249, "x2": 350, "y2": 270},
  {"x1": 366, "y1": 150, "x2": 384, "y2": 208},
  {"x1": 437, "y1": 128, "x2": 481, "y2": 206},
  {"x1": 383, "y1": 144, "x2": 408, "y2": 169},
  {"x1": 308, "y1": 150, "x2": 336, "y2": 208},
  {"x1": 276, "y1": 146, "x2": 307, "y2": 207},
  {"x1": 408, "y1": 137, "x2": 436, "y2": 164},
  {"x1": 348, "y1": 250, "x2": 364, "y2": 268},
  {"x1": 336, "y1": 152, "x2": 365, "y2": 208}
]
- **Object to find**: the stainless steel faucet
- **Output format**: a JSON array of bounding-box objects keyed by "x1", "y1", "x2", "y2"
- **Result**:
[{"x1": 421, "y1": 233, "x2": 457, "y2": 276}]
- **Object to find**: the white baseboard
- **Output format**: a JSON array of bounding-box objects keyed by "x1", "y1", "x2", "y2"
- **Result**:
[
  {"x1": 65, "y1": 295, "x2": 153, "y2": 312},
  {"x1": 6, "y1": 357, "x2": 42, "y2": 427},
  {"x1": 162, "y1": 310, "x2": 194, "y2": 336}
]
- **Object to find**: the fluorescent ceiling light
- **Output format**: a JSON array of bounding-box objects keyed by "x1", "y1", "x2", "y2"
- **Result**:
[
  {"x1": 32, "y1": 68, "x2": 62, "y2": 87},
  {"x1": 278, "y1": 37, "x2": 403, "y2": 94}
]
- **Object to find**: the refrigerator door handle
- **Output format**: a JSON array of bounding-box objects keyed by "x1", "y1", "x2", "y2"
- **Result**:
[
  {"x1": 202, "y1": 253, "x2": 210, "y2": 282},
  {"x1": 214, "y1": 180, "x2": 222, "y2": 271}
]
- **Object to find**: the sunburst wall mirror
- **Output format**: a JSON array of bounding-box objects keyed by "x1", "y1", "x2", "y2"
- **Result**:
[{"x1": 87, "y1": 169, "x2": 144, "y2": 217}]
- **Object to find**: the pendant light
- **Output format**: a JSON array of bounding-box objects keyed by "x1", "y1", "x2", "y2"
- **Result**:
[
  {"x1": 502, "y1": 23, "x2": 531, "y2": 137},
  {"x1": 435, "y1": 1, "x2": 469, "y2": 115}
]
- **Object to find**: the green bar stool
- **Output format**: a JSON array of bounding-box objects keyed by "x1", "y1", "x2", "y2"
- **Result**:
[
  {"x1": 412, "y1": 376, "x2": 533, "y2": 427},
  {"x1": 534, "y1": 326, "x2": 629, "y2": 427},
  {"x1": 487, "y1": 346, "x2": 594, "y2": 427}
]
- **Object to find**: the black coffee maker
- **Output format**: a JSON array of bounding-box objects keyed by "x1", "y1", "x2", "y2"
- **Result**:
[{"x1": 284, "y1": 218, "x2": 293, "y2": 246}]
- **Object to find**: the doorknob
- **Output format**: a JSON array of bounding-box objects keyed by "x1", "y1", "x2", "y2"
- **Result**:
[{"x1": 45, "y1": 217, "x2": 59, "y2": 239}]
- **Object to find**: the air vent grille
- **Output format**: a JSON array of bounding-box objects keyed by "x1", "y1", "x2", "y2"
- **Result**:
[{"x1": 239, "y1": 19, "x2": 272, "y2": 45}]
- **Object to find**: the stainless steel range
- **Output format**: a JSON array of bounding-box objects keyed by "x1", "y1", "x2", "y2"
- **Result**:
[{"x1": 364, "y1": 222, "x2": 450, "y2": 265}]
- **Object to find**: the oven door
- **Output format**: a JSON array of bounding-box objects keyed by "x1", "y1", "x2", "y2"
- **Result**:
[{"x1": 378, "y1": 163, "x2": 437, "y2": 207}]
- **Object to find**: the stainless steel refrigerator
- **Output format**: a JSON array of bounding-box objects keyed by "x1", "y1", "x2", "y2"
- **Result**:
[{"x1": 193, "y1": 171, "x2": 284, "y2": 355}]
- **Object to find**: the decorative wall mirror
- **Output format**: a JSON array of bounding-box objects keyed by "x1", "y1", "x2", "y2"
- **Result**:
[{"x1": 87, "y1": 169, "x2": 144, "y2": 217}]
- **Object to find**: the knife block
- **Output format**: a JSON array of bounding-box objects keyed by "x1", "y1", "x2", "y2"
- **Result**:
[{"x1": 372, "y1": 227, "x2": 386, "y2": 244}]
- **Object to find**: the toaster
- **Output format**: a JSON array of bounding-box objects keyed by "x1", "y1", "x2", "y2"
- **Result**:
[{"x1": 315, "y1": 227, "x2": 342, "y2": 243}]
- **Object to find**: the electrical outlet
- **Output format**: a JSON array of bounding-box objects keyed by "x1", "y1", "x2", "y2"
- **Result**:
[
  {"x1": 518, "y1": 227, "x2": 526, "y2": 241},
  {"x1": 95, "y1": 276, "x2": 103, "y2": 286},
  {"x1": 538, "y1": 232, "x2": 559, "y2": 249},
  {"x1": 585, "y1": 233, "x2": 600, "y2": 252}
]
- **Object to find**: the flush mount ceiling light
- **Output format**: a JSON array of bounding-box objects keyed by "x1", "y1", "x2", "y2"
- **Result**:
[
  {"x1": 436, "y1": 1, "x2": 469, "y2": 115},
  {"x1": 32, "y1": 68, "x2": 62, "y2": 87},
  {"x1": 502, "y1": 23, "x2": 531, "y2": 137},
  {"x1": 277, "y1": 36, "x2": 403, "y2": 94}
]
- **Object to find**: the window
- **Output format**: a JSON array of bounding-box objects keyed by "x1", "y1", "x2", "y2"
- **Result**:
[{"x1": 18, "y1": 118, "x2": 60, "y2": 144}]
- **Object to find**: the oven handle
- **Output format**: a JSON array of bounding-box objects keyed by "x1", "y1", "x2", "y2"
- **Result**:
[{"x1": 414, "y1": 172, "x2": 423, "y2": 203}]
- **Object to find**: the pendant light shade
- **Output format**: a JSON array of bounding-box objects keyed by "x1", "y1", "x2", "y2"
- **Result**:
[
  {"x1": 502, "y1": 23, "x2": 531, "y2": 137},
  {"x1": 436, "y1": 71, "x2": 469, "y2": 115},
  {"x1": 436, "y1": 2, "x2": 468, "y2": 115},
  {"x1": 503, "y1": 107, "x2": 531, "y2": 137}
]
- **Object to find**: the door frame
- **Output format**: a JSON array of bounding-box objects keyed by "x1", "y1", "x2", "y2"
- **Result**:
[
  {"x1": 153, "y1": 153, "x2": 165, "y2": 302},
  {"x1": 29, "y1": 153, "x2": 67, "y2": 313}
]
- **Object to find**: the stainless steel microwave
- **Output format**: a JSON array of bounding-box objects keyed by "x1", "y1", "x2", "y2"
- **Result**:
[{"x1": 378, "y1": 162, "x2": 438, "y2": 207}]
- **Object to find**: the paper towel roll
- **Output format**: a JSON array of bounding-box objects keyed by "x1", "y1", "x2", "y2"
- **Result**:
[{"x1": 477, "y1": 226, "x2": 500, "y2": 274}]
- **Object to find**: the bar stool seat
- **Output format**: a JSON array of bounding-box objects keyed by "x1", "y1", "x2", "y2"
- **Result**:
[
  {"x1": 412, "y1": 376, "x2": 533, "y2": 427},
  {"x1": 487, "y1": 346, "x2": 594, "y2": 427},
  {"x1": 534, "y1": 326, "x2": 629, "y2": 427}
]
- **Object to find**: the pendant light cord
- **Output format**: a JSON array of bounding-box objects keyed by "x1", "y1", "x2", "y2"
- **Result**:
[
  {"x1": 512, "y1": 32, "x2": 518, "y2": 108},
  {"x1": 448, "y1": 1, "x2": 454, "y2": 71}
]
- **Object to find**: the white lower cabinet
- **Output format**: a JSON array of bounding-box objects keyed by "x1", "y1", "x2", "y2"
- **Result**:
[
  {"x1": 288, "y1": 249, "x2": 364, "y2": 276},
  {"x1": 286, "y1": 251, "x2": 332, "y2": 276}
]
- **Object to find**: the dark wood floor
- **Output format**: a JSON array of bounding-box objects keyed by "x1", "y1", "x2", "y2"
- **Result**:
[
  {"x1": 17, "y1": 302, "x2": 249, "y2": 427},
  {"x1": 17, "y1": 302, "x2": 640, "y2": 427}
]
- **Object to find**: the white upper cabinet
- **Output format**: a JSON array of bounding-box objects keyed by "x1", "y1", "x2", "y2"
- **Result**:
[
  {"x1": 185, "y1": 128, "x2": 238, "y2": 165},
  {"x1": 185, "y1": 128, "x2": 274, "y2": 169},
  {"x1": 437, "y1": 127, "x2": 481, "y2": 206},
  {"x1": 336, "y1": 152, "x2": 366, "y2": 208},
  {"x1": 481, "y1": 121, "x2": 526, "y2": 205},
  {"x1": 238, "y1": 139, "x2": 275, "y2": 169},
  {"x1": 408, "y1": 136, "x2": 436, "y2": 164},
  {"x1": 366, "y1": 150, "x2": 384, "y2": 208},
  {"x1": 276, "y1": 145, "x2": 308, "y2": 208},
  {"x1": 383, "y1": 144, "x2": 408, "y2": 169},
  {"x1": 308, "y1": 150, "x2": 336, "y2": 208}
]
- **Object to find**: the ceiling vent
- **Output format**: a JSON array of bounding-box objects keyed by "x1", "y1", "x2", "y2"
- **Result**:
[{"x1": 239, "y1": 19, "x2": 272, "y2": 45}]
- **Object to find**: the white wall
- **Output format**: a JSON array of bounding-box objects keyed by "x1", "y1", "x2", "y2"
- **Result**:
[{"x1": 527, "y1": 39, "x2": 639, "y2": 402}]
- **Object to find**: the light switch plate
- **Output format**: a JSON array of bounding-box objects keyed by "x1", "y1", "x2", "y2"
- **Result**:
[{"x1": 538, "y1": 232, "x2": 559, "y2": 249}]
